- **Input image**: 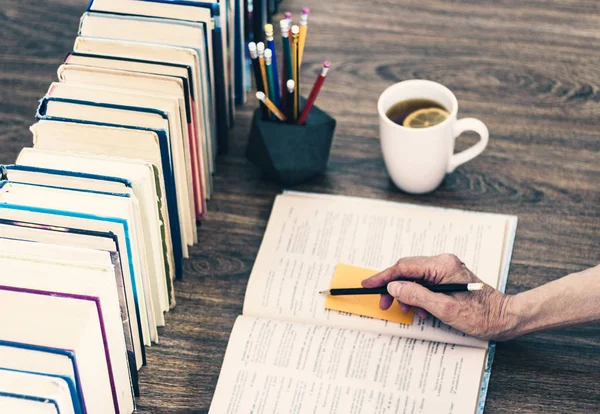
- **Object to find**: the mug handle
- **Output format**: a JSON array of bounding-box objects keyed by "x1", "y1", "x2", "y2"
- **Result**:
[{"x1": 446, "y1": 118, "x2": 489, "y2": 173}]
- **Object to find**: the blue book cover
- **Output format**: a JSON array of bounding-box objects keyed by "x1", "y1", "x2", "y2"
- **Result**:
[
  {"x1": 0, "y1": 392, "x2": 59, "y2": 413},
  {"x1": 37, "y1": 96, "x2": 171, "y2": 129},
  {"x1": 34, "y1": 116, "x2": 184, "y2": 280},
  {"x1": 0, "y1": 340, "x2": 83, "y2": 414},
  {"x1": 4, "y1": 164, "x2": 132, "y2": 189},
  {"x1": 0, "y1": 367, "x2": 80, "y2": 414}
]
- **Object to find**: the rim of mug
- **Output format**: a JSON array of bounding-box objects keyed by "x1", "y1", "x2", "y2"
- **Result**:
[{"x1": 377, "y1": 80, "x2": 459, "y2": 132}]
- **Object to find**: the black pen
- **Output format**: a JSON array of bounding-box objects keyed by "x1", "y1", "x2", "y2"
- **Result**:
[{"x1": 319, "y1": 283, "x2": 483, "y2": 296}]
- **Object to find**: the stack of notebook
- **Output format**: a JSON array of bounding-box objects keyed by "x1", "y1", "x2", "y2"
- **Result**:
[{"x1": 0, "y1": 0, "x2": 287, "y2": 412}]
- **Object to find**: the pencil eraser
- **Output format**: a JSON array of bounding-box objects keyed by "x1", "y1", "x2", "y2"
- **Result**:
[
  {"x1": 302, "y1": 7, "x2": 310, "y2": 15},
  {"x1": 257, "y1": 42, "x2": 265, "y2": 53},
  {"x1": 291, "y1": 25, "x2": 300, "y2": 34},
  {"x1": 323, "y1": 61, "x2": 331, "y2": 68},
  {"x1": 264, "y1": 23, "x2": 273, "y2": 33},
  {"x1": 284, "y1": 11, "x2": 292, "y2": 19}
]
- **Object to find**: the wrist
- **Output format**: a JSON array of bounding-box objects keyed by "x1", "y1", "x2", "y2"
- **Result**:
[
  {"x1": 490, "y1": 293, "x2": 529, "y2": 341},
  {"x1": 497, "y1": 291, "x2": 539, "y2": 340}
]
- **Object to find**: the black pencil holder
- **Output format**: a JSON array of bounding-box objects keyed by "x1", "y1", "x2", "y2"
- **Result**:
[{"x1": 246, "y1": 103, "x2": 336, "y2": 186}]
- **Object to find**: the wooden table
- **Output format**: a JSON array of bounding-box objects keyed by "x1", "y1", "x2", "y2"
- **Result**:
[{"x1": 1, "y1": 0, "x2": 599, "y2": 412}]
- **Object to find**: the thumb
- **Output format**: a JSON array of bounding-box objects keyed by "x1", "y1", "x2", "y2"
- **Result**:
[{"x1": 387, "y1": 281, "x2": 458, "y2": 319}]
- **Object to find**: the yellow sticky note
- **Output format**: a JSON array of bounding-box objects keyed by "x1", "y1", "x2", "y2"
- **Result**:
[{"x1": 324, "y1": 263, "x2": 414, "y2": 325}]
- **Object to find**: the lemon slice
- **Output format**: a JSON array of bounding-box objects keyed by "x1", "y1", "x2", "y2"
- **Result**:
[{"x1": 403, "y1": 107, "x2": 450, "y2": 128}]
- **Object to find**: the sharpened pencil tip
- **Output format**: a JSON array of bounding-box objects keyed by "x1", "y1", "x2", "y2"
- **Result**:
[{"x1": 319, "y1": 290, "x2": 330, "y2": 295}]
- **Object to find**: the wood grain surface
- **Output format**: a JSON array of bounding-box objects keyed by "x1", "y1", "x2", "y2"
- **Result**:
[{"x1": 1, "y1": 0, "x2": 599, "y2": 412}]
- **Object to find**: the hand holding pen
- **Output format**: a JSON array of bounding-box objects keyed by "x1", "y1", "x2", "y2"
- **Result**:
[{"x1": 360, "y1": 254, "x2": 514, "y2": 340}]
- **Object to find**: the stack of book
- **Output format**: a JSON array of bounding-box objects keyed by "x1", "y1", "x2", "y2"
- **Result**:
[{"x1": 0, "y1": 0, "x2": 280, "y2": 412}]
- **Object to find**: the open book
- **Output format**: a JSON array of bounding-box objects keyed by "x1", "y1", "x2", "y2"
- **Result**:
[{"x1": 210, "y1": 191, "x2": 518, "y2": 414}]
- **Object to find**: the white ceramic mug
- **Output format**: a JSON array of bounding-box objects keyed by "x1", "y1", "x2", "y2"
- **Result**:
[{"x1": 378, "y1": 80, "x2": 489, "y2": 194}]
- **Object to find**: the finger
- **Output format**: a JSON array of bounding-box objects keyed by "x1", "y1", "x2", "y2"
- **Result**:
[
  {"x1": 413, "y1": 307, "x2": 428, "y2": 319},
  {"x1": 379, "y1": 294, "x2": 394, "y2": 310},
  {"x1": 397, "y1": 301, "x2": 427, "y2": 318},
  {"x1": 362, "y1": 256, "x2": 440, "y2": 288},
  {"x1": 387, "y1": 281, "x2": 459, "y2": 320}
]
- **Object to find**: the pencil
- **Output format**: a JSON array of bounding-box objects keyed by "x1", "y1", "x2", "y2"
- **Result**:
[
  {"x1": 297, "y1": 61, "x2": 331, "y2": 125},
  {"x1": 291, "y1": 25, "x2": 300, "y2": 121},
  {"x1": 256, "y1": 92, "x2": 287, "y2": 122},
  {"x1": 319, "y1": 283, "x2": 484, "y2": 296},
  {"x1": 298, "y1": 7, "x2": 310, "y2": 66},
  {"x1": 264, "y1": 48, "x2": 277, "y2": 117},
  {"x1": 280, "y1": 19, "x2": 293, "y2": 113},
  {"x1": 257, "y1": 42, "x2": 269, "y2": 116},
  {"x1": 264, "y1": 24, "x2": 281, "y2": 108},
  {"x1": 248, "y1": 42, "x2": 268, "y2": 119},
  {"x1": 284, "y1": 11, "x2": 292, "y2": 36},
  {"x1": 285, "y1": 79, "x2": 295, "y2": 123}
]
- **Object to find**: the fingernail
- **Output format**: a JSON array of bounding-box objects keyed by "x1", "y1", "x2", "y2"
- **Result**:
[{"x1": 387, "y1": 281, "x2": 403, "y2": 297}]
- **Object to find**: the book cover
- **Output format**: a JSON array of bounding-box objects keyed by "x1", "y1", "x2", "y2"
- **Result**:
[
  {"x1": 0, "y1": 340, "x2": 83, "y2": 411},
  {"x1": 0, "y1": 369, "x2": 77, "y2": 414}
]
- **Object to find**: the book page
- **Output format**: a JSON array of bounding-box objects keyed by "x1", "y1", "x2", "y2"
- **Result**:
[
  {"x1": 243, "y1": 193, "x2": 510, "y2": 348},
  {"x1": 210, "y1": 316, "x2": 485, "y2": 414}
]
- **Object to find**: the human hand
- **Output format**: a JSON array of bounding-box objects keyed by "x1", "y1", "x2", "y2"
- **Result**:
[{"x1": 362, "y1": 254, "x2": 518, "y2": 340}]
